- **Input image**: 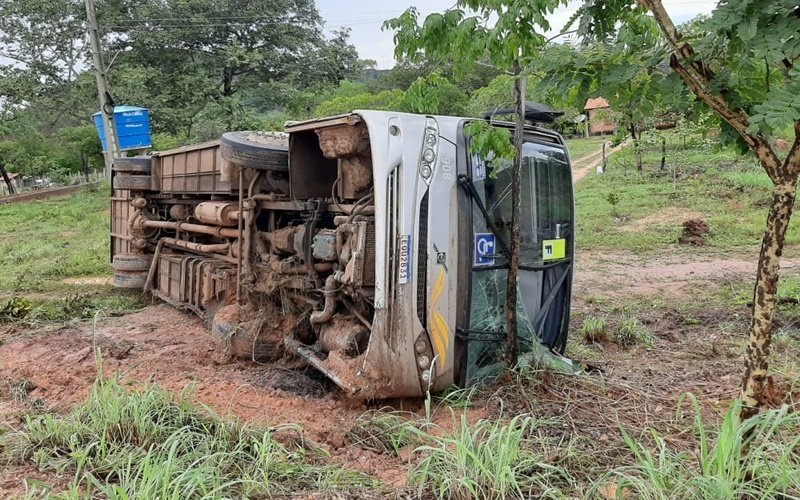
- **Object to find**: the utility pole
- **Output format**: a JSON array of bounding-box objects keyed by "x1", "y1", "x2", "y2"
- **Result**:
[{"x1": 85, "y1": 0, "x2": 121, "y2": 179}]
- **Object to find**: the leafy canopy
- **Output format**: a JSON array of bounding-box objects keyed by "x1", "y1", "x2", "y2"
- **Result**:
[{"x1": 384, "y1": 1, "x2": 565, "y2": 75}]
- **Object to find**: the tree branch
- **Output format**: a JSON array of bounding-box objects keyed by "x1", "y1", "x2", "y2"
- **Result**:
[{"x1": 639, "y1": 0, "x2": 784, "y2": 180}]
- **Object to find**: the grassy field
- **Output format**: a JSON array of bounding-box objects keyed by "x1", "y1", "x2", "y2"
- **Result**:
[
  {"x1": 565, "y1": 136, "x2": 609, "y2": 160},
  {"x1": 574, "y1": 133, "x2": 794, "y2": 254},
  {"x1": 0, "y1": 186, "x2": 143, "y2": 334},
  {"x1": 0, "y1": 185, "x2": 111, "y2": 293}
]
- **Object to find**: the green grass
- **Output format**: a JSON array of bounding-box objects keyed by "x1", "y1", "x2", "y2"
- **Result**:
[
  {"x1": 575, "y1": 137, "x2": 796, "y2": 254},
  {"x1": 580, "y1": 316, "x2": 608, "y2": 343},
  {"x1": 613, "y1": 317, "x2": 654, "y2": 349},
  {"x1": 593, "y1": 396, "x2": 800, "y2": 499},
  {"x1": 408, "y1": 413, "x2": 575, "y2": 499},
  {"x1": 346, "y1": 409, "x2": 425, "y2": 455},
  {"x1": 2, "y1": 376, "x2": 377, "y2": 498},
  {"x1": 566, "y1": 136, "x2": 608, "y2": 161},
  {"x1": 0, "y1": 185, "x2": 111, "y2": 292},
  {"x1": 0, "y1": 291, "x2": 144, "y2": 328}
]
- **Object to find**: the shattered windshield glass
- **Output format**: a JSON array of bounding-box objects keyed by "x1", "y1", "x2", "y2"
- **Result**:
[{"x1": 465, "y1": 139, "x2": 573, "y2": 382}]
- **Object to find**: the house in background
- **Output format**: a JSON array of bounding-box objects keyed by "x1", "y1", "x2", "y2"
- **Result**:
[{"x1": 583, "y1": 97, "x2": 616, "y2": 135}]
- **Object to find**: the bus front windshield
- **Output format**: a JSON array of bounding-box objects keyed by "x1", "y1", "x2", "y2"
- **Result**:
[{"x1": 464, "y1": 139, "x2": 573, "y2": 382}]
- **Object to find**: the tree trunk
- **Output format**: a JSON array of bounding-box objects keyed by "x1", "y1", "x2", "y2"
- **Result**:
[
  {"x1": 505, "y1": 60, "x2": 526, "y2": 367},
  {"x1": 223, "y1": 67, "x2": 234, "y2": 97},
  {"x1": 0, "y1": 163, "x2": 15, "y2": 195},
  {"x1": 630, "y1": 123, "x2": 643, "y2": 171},
  {"x1": 740, "y1": 175, "x2": 799, "y2": 419}
]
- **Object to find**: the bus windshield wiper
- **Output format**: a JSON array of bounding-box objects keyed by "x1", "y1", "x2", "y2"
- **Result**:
[{"x1": 457, "y1": 174, "x2": 511, "y2": 261}]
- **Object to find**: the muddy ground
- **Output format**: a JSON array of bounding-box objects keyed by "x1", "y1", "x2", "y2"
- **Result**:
[{"x1": 2, "y1": 246, "x2": 799, "y2": 495}]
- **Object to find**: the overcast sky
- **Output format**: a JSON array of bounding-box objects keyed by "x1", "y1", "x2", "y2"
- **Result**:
[{"x1": 315, "y1": 0, "x2": 720, "y2": 69}]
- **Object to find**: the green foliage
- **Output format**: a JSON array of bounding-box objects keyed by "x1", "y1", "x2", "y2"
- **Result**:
[
  {"x1": 313, "y1": 74, "x2": 469, "y2": 117},
  {"x1": 536, "y1": 15, "x2": 680, "y2": 140},
  {"x1": 467, "y1": 74, "x2": 516, "y2": 117},
  {"x1": 614, "y1": 317, "x2": 654, "y2": 349},
  {"x1": 595, "y1": 396, "x2": 800, "y2": 498},
  {"x1": 403, "y1": 74, "x2": 468, "y2": 115},
  {"x1": 315, "y1": 89, "x2": 407, "y2": 117},
  {"x1": 0, "y1": 0, "x2": 365, "y2": 147},
  {"x1": 580, "y1": 316, "x2": 608, "y2": 343},
  {"x1": 0, "y1": 292, "x2": 144, "y2": 326},
  {"x1": 346, "y1": 410, "x2": 425, "y2": 455},
  {"x1": 386, "y1": 2, "x2": 564, "y2": 75},
  {"x1": 464, "y1": 121, "x2": 515, "y2": 161},
  {"x1": 1, "y1": 377, "x2": 376, "y2": 497},
  {"x1": 0, "y1": 296, "x2": 34, "y2": 322}
]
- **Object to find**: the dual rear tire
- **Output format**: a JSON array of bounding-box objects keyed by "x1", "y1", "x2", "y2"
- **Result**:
[{"x1": 111, "y1": 254, "x2": 153, "y2": 290}]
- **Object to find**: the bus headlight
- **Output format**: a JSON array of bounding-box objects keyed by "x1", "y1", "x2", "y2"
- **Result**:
[
  {"x1": 419, "y1": 117, "x2": 439, "y2": 183},
  {"x1": 418, "y1": 354, "x2": 431, "y2": 369}
]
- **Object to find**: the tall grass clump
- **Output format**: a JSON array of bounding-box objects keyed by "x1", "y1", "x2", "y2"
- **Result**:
[
  {"x1": 580, "y1": 316, "x2": 608, "y2": 343},
  {"x1": 409, "y1": 413, "x2": 574, "y2": 499},
  {"x1": 613, "y1": 317, "x2": 654, "y2": 349},
  {"x1": 593, "y1": 395, "x2": 800, "y2": 499},
  {"x1": 0, "y1": 377, "x2": 375, "y2": 497}
]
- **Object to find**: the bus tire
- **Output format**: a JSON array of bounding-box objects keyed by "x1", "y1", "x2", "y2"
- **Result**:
[
  {"x1": 113, "y1": 174, "x2": 153, "y2": 191},
  {"x1": 220, "y1": 131, "x2": 289, "y2": 171},
  {"x1": 113, "y1": 157, "x2": 152, "y2": 174},
  {"x1": 211, "y1": 305, "x2": 284, "y2": 362},
  {"x1": 112, "y1": 254, "x2": 153, "y2": 272},
  {"x1": 113, "y1": 271, "x2": 148, "y2": 289}
]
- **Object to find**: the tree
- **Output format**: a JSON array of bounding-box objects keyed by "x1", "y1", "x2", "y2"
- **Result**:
[
  {"x1": 573, "y1": 0, "x2": 800, "y2": 419},
  {"x1": 536, "y1": 17, "x2": 682, "y2": 169},
  {"x1": 386, "y1": 1, "x2": 565, "y2": 367},
  {"x1": 0, "y1": 0, "x2": 97, "y2": 125},
  {"x1": 403, "y1": 74, "x2": 469, "y2": 116}
]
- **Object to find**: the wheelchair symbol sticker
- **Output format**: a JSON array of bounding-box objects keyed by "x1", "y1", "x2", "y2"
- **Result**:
[{"x1": 474, "y1": 233, "x2": 496, "y2": 266}]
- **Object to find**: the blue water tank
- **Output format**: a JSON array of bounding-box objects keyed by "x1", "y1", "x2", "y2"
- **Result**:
[{"x1": 93, "y1": 106, "x2": 152, "y2": 152}]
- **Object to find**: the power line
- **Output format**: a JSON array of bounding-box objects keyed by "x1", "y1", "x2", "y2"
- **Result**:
[{"x1": 102, "y1": 19, "x2": 393, "y2": 31}]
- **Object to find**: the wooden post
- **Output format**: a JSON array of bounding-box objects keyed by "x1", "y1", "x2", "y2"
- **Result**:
[
  {"x1": 660, "y1": 136, "x2": 666, "y2": 171},
  {"x1": 602, "y1": 142, "x2": 607, "y2": 171}
]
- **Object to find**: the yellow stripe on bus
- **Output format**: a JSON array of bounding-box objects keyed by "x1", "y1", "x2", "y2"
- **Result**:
[{"x1": 429, "y1": 270, "x2": 449, "y2": 369}]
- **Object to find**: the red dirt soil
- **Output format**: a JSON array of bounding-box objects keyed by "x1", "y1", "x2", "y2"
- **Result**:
[{"x1": 0, "y1": 305, "x2": 416, "y2": 489}]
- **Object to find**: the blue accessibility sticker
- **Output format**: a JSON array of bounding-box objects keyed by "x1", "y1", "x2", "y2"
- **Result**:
[{"x1": 474, "y1": 233, "x2": 496, "y2": 266}]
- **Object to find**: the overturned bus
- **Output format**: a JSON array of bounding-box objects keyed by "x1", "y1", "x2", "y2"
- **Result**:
[{"x1": 109, "y1": 110, "x2": 575, "y2": 398}]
